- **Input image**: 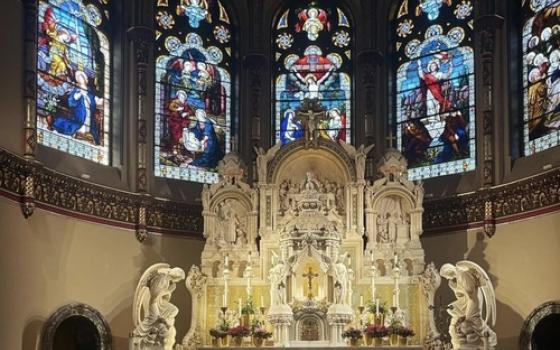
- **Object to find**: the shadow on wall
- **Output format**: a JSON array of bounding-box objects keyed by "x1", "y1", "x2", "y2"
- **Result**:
[
  {"x1": 424, "y1": 230, "x2": 525, "y2": 350},
  {"x1": 22, "y1": 317, "x2": 45, "y2": 350},
  {"x1": 466, "y1": 231, "x2": 524, "y2": 350}
]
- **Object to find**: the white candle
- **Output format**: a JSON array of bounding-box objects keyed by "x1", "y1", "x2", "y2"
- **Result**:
[
  {"x1": 248, "y1": 251, "x2": 252, "y2": 264},
  {"x1": 260, "y1": 295, "x2": 264, "y2": 308},
  {"x1": 223, "y1": 294, "x2": 226, "y2": 307},
  {"x1": 225, "y1": 255, "x2": 229, "y2": 267},
  {"x1": 376, "y1": 299, "x2": 379, "y2": 315},
  {"x1": 360, "y1": 295, "x2": 364, "y2": 307},
  {"x1": 370, "y1": 250, "x2": 374, "y2": 263},
  {"x1": 238, "y1": 298, "x2": 242, "y2": 316},
  {"x1": 394, "y1": 253, "x2": 398, "y2": 265},
  {"x1": 348, "y1": 257, "x2": 351, "y2": 266}
]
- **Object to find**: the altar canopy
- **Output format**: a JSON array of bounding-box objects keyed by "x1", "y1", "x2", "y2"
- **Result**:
[{"x1": 179, "y1": 134, "x2": 442, "y2": 348}]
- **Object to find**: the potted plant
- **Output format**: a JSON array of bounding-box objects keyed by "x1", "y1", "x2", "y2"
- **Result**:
[
  {"x1": 363, "y1": 325, "x2": 388, "y2": 346},
  {"x1": 228, "y1": 325, "x2": 251, "y2": 347},
  {"x1": 209, "y1": 328, "x2": 228, "y2": 347},
  {"x1": 388, "y1": 320, "x2": 403, "y2": 346},
  {"x1": 395, "y1": 326, "x2": 415, "y2": 346},
  {"x1": 366, "y1": 300, "x2": 386, "y2": 326},
  {"x1": 252, "y1": 328, "x2": 272, "y2": 347},
  {"x1": 241, "y1": 298, "x2": 256, "y2": 327},
  {"x1": 342, "y1": 327, "x2": 363, "y2": 346}
]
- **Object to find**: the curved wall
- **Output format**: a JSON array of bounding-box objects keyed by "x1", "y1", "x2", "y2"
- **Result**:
[{"x1": 0, "y1": 197, "x2": 204, "y2": 350}]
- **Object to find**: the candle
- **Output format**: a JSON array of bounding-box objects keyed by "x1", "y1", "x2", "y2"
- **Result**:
[
  {"x1": 392, "y1": 294, "x2": 396, "y2": 307},
  {"x1": 376, "y1": 299, "x2": 379, "y2": 315},
  {"x1": 261, "y1": 295, "x2": 264, "y2": 308},
  {"x1": 370, "y1": 250, "x2": 374, "y2": 263},
  {"x1": 225, "y1": 255, "x2": 229, "y2": 267},
  {"x1": 348, "y1": 257, "x2": 352, "y2": 266},
  {"x1": 394, "y1": 252, "x2": 398, "y2": 265},
  {"x1": 248, "y1": 251, "x2": 252, "y2": 264},
  {"x1": 359, "y1": 295, "x2": 364, "y2": 307},
  {"x1": 238, "y1": 298, "x2": 242, "y2": 316},
  {"x1": 223, "y1": 294, "x2": 226, "y2": 307}
]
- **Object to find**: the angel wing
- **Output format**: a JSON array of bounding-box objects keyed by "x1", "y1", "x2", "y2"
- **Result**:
[
  {"x1": 132, "y1": 263, "x2": 170, "y2": 327},
  {"x1": 456, "y1": 260, "x2": 496, "y2": 327}
]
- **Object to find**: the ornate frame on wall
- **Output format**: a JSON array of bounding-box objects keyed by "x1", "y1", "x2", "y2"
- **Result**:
[
  {"x1": 41, "y1": 303, "x2": 112, "y2": 350},
  {"x1": 519, "y1": 300, "x2": 560, "y2": 350}
]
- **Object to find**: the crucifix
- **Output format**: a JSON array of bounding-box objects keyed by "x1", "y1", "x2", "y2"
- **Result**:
[
  {"x1": 302, "y1": 267, "x2": 319, "y2": 299},
  {"x1": 296, "y1": 99, "x2": 327, "y2": 143}
]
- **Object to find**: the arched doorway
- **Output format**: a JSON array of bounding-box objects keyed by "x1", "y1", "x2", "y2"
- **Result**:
[
  {"x1": 520, "y1": 301, "x2": 560, "y2": 350},
  {"x1": 41, "y1": 303, "x2": 112, "y2": 350}
]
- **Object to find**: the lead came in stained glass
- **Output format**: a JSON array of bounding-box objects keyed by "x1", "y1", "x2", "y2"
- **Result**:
[
  {"x1": 36, "y1": 0, "x2": 111, "y2": 164},
  {"x1": 393, "y1": 0, "x2": 476, "y2": 180},
  {"x1": 154, "y1": 0, "x2": 233, "y2": 184},
  {"x1": 273, "y1": 3, "x2": 352, "y2": 145},
  {"x1": 522, "y1": 0, "x2": 560, "y2": 155}
]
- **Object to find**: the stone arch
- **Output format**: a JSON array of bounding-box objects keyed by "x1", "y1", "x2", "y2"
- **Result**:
[
  {"x1": 268, "y1": 140, "x2": 356, "y2": 184},
  {"x1": 41, "y1": 303, "x2": 111, "y2": 350}
]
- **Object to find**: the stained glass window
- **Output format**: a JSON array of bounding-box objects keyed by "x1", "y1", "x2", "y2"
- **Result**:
[
  {"x1": 154, "y1": 0, "x2": 233, "y2": 183},
  {"x1": 522, "y1": 0, "x2": 560, "y2": 155},
  {"x1": 394, "y1": 0, "x2": 476, "y2": 180},
  {"x1": 272, "y1": 2, "x2": 352, "y2": 145},
  {"x1": 37, "y1": 0, "x2": 111, "y2": 164}
]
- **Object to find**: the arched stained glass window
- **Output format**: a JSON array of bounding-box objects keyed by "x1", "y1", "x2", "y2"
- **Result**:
[
  {"x1": 393, "y1": 0, "x2": 476, "y2": 180},
  {"x1": 154, "y1": 0, "x2": 233, "y2": 183},
  {"x1": 272, "y1": 2, "x2": 352, "y2": 145},
  {"x1": 37, "y1": 0, "x2": 111, "y2": 164},
  {"x1": 522, "y1": 0, "x2": 560, "y2": 155}
]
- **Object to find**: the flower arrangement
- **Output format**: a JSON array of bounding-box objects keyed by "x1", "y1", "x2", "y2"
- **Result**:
[
  {"x1": 342, "y1": 327, "x2": 363, "y2": 340},
  {"x1": 366, "y1": 300, "x2": 386, "y2": 315},
  {"x1": 252, "y1": 328, "x2": 273, "y2": 339},
  {"x1": 364, "y1": 325, "x2": 389, "y2": 338},
  {"x1": 209, "y1": 328, "x2": 228, "y2": 339},
  {"x1": 227, "y1": 325, "x2": 251, "y2": 338},
  {"x1": 393, "y1": 326, "x2": 415, "y2": 337},
  {"x1": 241, "y1": 297, "x2": 256, "y2": 315}
]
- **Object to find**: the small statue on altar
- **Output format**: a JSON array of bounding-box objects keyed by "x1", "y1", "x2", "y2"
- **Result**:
[
  {"x1": 333, "y1": 254, "x2": 348, "y2": 305},
  {"x1": 269, "y1": 254, "x2": 287, "y2": 305}
]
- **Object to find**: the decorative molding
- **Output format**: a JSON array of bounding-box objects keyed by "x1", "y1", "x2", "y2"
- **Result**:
[
  {"x1": 1, "y1": 148, "x2": 560, "y2": 236},
  {"x1": 423, "y1": 167, "x2": 560, "y2": 233},
  {"x1": 41, "y1": 303, "x2": 112, "y2": 350},
  {"x1": 0, "y1": 148, "x2": 202, "y2": 237},
  {"x1": 519, "y1": 300, "x2": 560, "y2": 350}
]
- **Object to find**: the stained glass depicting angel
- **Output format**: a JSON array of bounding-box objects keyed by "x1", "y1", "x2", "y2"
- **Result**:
[
  {"x1": 394, "y1": 0, "x2": 475, "y2": 180},
  {"x1": 273, "y1": 3, "x2": 352, "y2": 146},
  {"x1": 522, "y1": 0, "x2": 560, "y2": 155},
  {"x1": 154, "y1": 0, "x2": 233, "y2": 183},
  {"x1": 36, "y1": 0, "x2": 111, "y2": 164}
]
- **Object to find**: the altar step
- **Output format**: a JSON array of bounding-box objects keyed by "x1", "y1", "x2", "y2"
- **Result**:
[{"x1": 202, "y1": 346, "x2": 422, "y2": 349}]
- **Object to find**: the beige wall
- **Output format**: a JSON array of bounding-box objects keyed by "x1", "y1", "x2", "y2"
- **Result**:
[
  {"x1": 422, "y1": 211, "x2": 560, "y2": 350},
  {"x1": 0, "y1": 197, "x2": 205, "y2": 350}
]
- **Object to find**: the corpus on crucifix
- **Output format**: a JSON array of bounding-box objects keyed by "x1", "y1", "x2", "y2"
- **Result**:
[
  {"x1": 302, "y1": 267, "x2": 319, "y2": 299},
  {"x1": 295, "y1": 99, "x2": 327, "y2": 143}
]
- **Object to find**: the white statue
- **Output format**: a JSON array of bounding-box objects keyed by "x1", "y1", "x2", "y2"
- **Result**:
[
  {"x1": 131, "y1": 263, "x2": 185, "y2": 350},
  {"x1": 269, "y1": 253, "x2": 286, "y2": 305},
  {"x1": 338, "y1": 141, "x2": 374, "y2": 181},
  {"x1": 333, "y1": 254, "x2": 348, "y2": 305},
  {"x1": 440, "y1": 261, "x2": 497, "y2": 349}
]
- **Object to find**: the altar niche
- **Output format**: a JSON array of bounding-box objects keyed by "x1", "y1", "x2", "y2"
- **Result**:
[{"x1": 183, "y1": 140, "x2": 435, "y2": 348}]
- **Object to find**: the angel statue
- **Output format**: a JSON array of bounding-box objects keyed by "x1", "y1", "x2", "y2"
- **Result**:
[
  {"x1": 130, "y1": 263, "x2": 186, "y2": 350},
  {"x1": 440, "y1": 261, "x2": 497, "y2": 350},
  {"x1": 269, "y1": 252, "x2": 287, "y2": 306}
]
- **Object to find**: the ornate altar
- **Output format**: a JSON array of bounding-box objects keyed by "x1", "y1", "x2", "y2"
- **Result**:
[{"x1": 178, "y1": 138, "x2": 439, "y2": 349}]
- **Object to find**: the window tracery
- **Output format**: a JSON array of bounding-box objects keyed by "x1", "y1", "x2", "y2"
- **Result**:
[
  {"x1": 154, "y1": 0, "x2": 233, "y2": 183},
  {"x1": 393, "y1": 0, "x2": 476, "y2": 180},
  {"x1": 272, "y1": 2, "x2": 352, "y2": 145},
  {"x1": 37, "y1": 0, "x2": 111, "y2": 164},
  {"x1": 522, "y1": 0, "x2": 560, "y2": 155}
]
